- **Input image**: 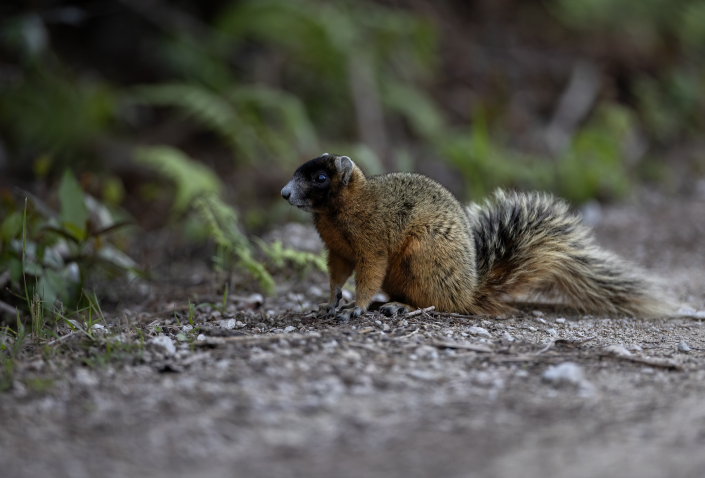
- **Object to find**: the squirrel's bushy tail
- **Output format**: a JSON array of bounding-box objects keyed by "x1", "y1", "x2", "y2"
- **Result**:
[{"x1": 466, "y1": 190, "x2": 673, "y2": 317}]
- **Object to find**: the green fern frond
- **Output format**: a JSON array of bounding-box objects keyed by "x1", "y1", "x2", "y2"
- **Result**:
[
  {"x1": 194, "y1": 194, "x2": 275, "y2": 295},
  {"x1": 134, "y1": 146, "x2": 223, "y2": 212},
  {"x1": 131, "y1": 84, "x2": 260, "y2": 162},
  {"x1": 254, "y1": 238, "x2": 326, "y2": 274}
]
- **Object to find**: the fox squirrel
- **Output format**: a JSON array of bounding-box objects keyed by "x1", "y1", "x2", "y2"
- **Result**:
[{"x1": 281, "y1": 154, "x2": 672, "y2": 321}]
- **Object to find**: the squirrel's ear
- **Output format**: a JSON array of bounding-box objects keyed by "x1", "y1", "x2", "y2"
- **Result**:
[{"x1": 336, "y1": 156, "x2": 354, "y2": 185}]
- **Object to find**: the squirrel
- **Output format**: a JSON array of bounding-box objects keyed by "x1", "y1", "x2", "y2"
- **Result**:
[{"x1": 281, "y1": 153, "x2": 673, "y2": 321}]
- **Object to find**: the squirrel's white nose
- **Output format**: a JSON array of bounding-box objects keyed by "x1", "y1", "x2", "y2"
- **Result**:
[{"x1": 281, "y1": 185, "x2": 291, "y2": 200}]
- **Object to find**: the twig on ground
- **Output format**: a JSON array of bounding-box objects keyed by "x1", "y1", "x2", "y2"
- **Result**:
[
  {"x1": 430, "y1": 339, "x2": 493, "y2": 353},
  {"x1": 405, "y1": 306, "x2": 435, "y2": 318},
  {"x1": 195, "y1": 331, "x2": 321, "y2": 347},
  {"x1": 535, "y1": 340, "x2": 555, "y2": 355}
]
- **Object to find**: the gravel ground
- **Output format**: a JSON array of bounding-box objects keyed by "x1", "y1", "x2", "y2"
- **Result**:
[{"x1": 1, "y1": 190, "x2": 705, "y2": 478}]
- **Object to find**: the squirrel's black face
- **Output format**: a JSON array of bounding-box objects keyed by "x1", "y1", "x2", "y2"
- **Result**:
[{"x1": 281, "y1": 153, "x2": 355, "y2": 213}]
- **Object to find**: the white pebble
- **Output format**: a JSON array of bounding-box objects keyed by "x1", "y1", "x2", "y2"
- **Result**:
[
  {"x1": 415, "y1": 345, "x2": 439, "y2": 360},
  {"x1": 284, "y1": 326, "x2": 296, "y2": 333},
  {"x1": 223, "y1": 319, "x2": 237, "y2": 330},
  {"x1": 555, "y1": 318, "x2": 565, "y2": 324},
  {"x1": 678, "y1": 307, "x2": 697, "y2": 316},
  {"x1": 196, "y1": 334, "x2": 206, "y2": 341},
  {"x1": 468, "y1": 326, "x2": 491, "y2": 338},
  {"x1": 247, "y1": 293, "x2": 264, "y2": 306},
  {"x1": 542, "y1": 362, "x2": 584, "y2": 386},
  {"x1": 75, "y1": 368, "x2": 99, "y2": 386},
  {"x1": 149, "y1": 335, "x2": 176, "y2": 355},
  {"x1": 307, "y1": 285, "x2": 324, "y2": 298},
  {"x1": 677, "y1": 341, "x2": 691, "y2": 352},
  {"x1": 604, "y1": 345, "x2": 631, "y2": 357},
  {"x1": 545, "y1": 328, "x2": 557, "y2": 336},
  {"x1": 532, "y1": 310, "x2": 544, "y2": 317},
  {"x1": 503, "y1": 331, "x2": 515, "y2": 342},
  {"x1": 182, "y1": 325, "x2": 193, "y2": 333}
]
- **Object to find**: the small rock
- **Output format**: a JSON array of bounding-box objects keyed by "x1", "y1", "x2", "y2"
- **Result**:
[
  {"x1": 545, "y1": 328, "x2": 557, "y2": 336},
  {"x1": 696, "y1": 311, "x2": 705, "y2": 319},
  {"x1": 677, "y1": 341, "x2": 691, "y2": 352},
  {"x1": 150, "y1": 335, "x2": 176, "y2": 355},
  {"x1": 629, "y1": 344, "x2": 643, "y2": 352},
  {"x1": 91, "y1": 324, "x2": 106, "y2": 332},
  {"x1": 503, "y1": 331, "x2": 515, "y2": 342},
  {"x1": 75, "y1": 368, "x2": 99, "y2": 387},
  {"x1": 542, "y1": 362, "x2": 584, "y2": 386},
  {"x1": 604, "y1": 345, "x2": 631, "y2": 357},
  {"x1": 223, "y1": 319, "x2": 237, "y2": 330},
  {"x1": 196, "y1": 334, "x2": 206, "y2": 341},
  {"x1": 555, "y1": 318, "x2": 566, "y2": 324},
  {"x1": 182, "y1": 325, "x2": 193, "y2": 333},
  {"x1": 382, "y1": 323, "x2": 390, "y2": 332},
  {"x1": 307, "y1": 285, "x2": 324, "y2": 298},
  {"x1": 415, "y1": 345, "x2": 439, "y2": 360},
  {"x1": 526, "y1": 326, "x2": 537, "y2": 332},
  {"x1": 678, "y1": 307, "x2": 697, "y2": 316},
  {"x1": 284, "y1": 326, "x2": 296, "y2": 333},
  {"x1": 408, "y1": 369, "x2": 439, "y2": 381},
  {"x1": 467, "y1": 326, "x2": 491, "y2": 338},
  {"x1": 532, "y1": 310, "x2": 544, "y2": 317},
  {"x1": 375, "y1": 320, "x2": 382, "y2": 326},
  {"x1": 247, "y1": 293, "x2": 264, "y2": 307}
]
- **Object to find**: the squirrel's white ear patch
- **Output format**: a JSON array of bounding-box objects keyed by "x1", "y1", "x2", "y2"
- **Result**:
[{"x1": 336, "y1": 155, "x2": 354, "y2": 185}]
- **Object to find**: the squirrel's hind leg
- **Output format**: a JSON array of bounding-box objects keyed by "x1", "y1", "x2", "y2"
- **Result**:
[{"x1": 379, "y1": 302, "x2": 411, "y2": 317}]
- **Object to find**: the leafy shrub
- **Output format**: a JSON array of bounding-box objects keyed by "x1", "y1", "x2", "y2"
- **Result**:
[{"x1": 0, "y1": 170, "x2": 139, "y2": 316}]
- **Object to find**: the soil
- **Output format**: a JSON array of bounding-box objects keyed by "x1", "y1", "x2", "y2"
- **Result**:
[{"x1": 2, "y1": 189, "x2": 705, "y2": 478}]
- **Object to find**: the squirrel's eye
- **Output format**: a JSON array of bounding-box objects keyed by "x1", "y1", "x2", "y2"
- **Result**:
[{"x1": 314, "y1": 174, "x2": 327, "y2": 183}]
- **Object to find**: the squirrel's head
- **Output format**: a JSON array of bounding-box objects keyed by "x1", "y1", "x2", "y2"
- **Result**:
[{"x1": 281, "y1": 153, "x2": 358, "y2": 213}]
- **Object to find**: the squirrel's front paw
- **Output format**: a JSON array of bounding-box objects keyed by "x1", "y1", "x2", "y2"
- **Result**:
[
  {"x1": 317, "y1": 302, "x2": 337, "y2": 319},
  {"x1": 337, "y1": 306, "x2": 363, "y2": 323}
]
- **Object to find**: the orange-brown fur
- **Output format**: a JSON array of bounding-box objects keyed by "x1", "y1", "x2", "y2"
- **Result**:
[{"x1": 281, "y1": 154, "x2": 673, "y2": 320}]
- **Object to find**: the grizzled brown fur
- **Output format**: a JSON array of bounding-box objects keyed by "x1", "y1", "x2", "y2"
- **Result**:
[{"x1": 281, "y1": 154, "x2": 672, "y2": 320}]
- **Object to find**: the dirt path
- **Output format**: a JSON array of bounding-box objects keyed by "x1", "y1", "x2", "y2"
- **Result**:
[{"x1": 2, "y1": 191, "x2": 704, "y2": 478}]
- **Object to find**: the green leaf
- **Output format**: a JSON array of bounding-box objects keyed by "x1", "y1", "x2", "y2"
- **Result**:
[
  {"x1": 1, "y1": 212, "x2": 23, "y2": 240},
  {"x1": 58, "y1": 170, "x2": 88, "y2": 241},
  {"x1": 8, "y1": 257, "x2": 22, "y2": 284}
]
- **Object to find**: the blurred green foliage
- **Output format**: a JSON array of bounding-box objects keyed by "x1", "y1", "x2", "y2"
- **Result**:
[
  {"x1": 1, "y1": 0, "x2": 704, "y2": 315},
  {"x1": 0, "y1": 171, "x2": 138, "y2": 315}
]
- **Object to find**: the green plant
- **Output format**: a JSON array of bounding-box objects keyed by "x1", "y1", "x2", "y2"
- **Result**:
[
  {"x1": 254, "y1": 238, "x2": 327, "y2": 275},
  {"x1": 194, "y1": 194, "x2": 275, "y2": 295},
  {"x1": 131, "y1": 84, "x2": 320, "y2": 164},
  {"x1": 0, "y1": 170, "x2": 139, "y2": 316},
  {"x1": 134, "y1": 146, "x2": 224, "y2": 213},
  {"x1": 0, "y1": 312, "x2": 27, "y2": 391},
  {"x1": 442, "y1": 105, "x2": 633, "y2": 203}
]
